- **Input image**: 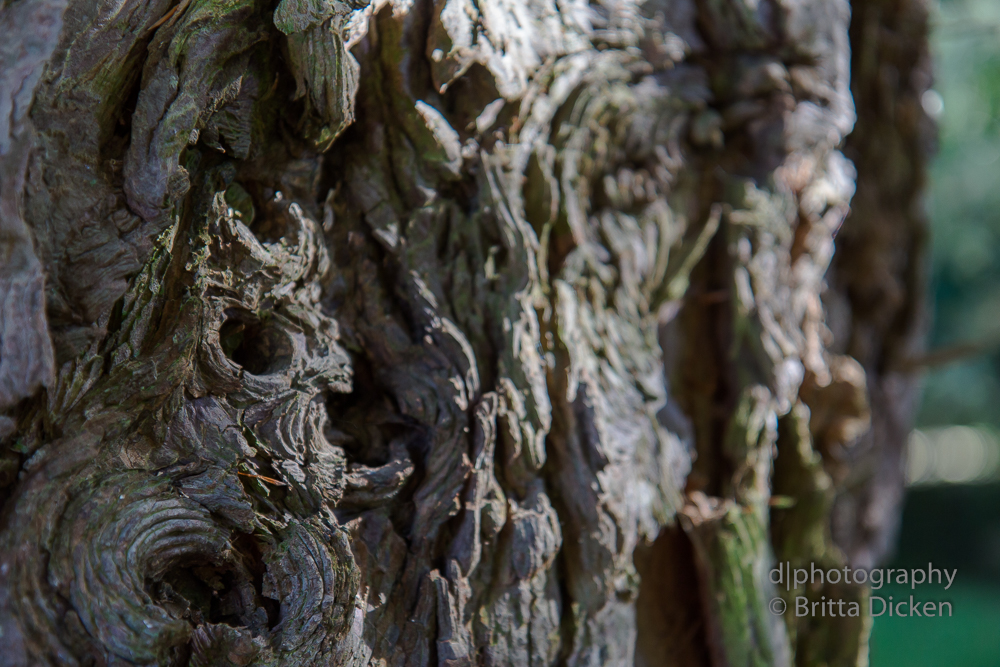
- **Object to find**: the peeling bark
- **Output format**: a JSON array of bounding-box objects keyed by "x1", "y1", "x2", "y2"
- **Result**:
[{"x1": 0, "y1": 0, "x2": 929, "y2": 664}]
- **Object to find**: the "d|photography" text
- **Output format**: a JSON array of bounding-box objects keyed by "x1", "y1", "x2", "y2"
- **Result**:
[{"x1": 766, "y1": 562, "x2": 956, "y2": 618}]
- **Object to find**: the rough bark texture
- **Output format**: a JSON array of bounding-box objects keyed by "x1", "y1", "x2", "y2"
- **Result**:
[{"x1": 0, "y1": 0, "x2": 929, "y2": 664}]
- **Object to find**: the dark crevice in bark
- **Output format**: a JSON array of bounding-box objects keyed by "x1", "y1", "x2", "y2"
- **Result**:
[
  {"x1": 634, "y1": 525, "x2": 711, "y2": 667},
  {"x1": 678, "y1": 218, "x2": 734, "y2": 500}
]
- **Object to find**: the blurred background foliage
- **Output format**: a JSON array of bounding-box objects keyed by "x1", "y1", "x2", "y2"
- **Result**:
[
  {"x1": 918, "y1": 0, "x2": 1000, "y2": 427},
  {"x1": 869, "y1": 0, "x2": 1000, "y2": 664}
]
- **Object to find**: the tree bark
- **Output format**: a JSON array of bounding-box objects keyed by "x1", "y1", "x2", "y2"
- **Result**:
[
  {"x1": 0, "y1": 0, "x2": 929, "y2": 664},
  {"x1": 829, "y1": 0, "x2": 933, "y2": 572}
]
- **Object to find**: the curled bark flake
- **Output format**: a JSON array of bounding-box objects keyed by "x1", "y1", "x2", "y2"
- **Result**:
[{"x1": 124, "y1": 0, "x2": 267, "y2": 220}]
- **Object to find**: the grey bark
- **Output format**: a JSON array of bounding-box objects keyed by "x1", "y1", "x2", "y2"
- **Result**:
[{"x1": 0, "y1": 0, "x2": 930, "y2": 664}]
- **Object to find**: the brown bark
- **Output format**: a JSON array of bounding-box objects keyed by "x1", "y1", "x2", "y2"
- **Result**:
[{"x1": 829, "y1": 0, "x2": 933, "y2": 572}]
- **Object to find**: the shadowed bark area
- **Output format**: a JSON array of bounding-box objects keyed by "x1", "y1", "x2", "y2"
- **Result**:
[
  {"x1": 0, "y1": 0, "x2": 928, "y2": 664},
  {"x1": 829, "y1": 0, "x2": 933, "y2": 572}
]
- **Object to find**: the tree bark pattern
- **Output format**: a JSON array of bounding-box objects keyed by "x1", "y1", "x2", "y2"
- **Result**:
[{"x1": 0, "y1": 0, "x2": 929, "y2": 664}]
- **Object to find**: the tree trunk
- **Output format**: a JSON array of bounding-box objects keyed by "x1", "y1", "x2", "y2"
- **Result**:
[{"x1": 0, "y1": 0, "x2": 930, "y2": 663}]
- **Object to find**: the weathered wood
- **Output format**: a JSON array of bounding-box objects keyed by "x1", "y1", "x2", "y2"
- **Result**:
[{"x1": 0, "y1": 0, "x2": 930, "y2": 664}]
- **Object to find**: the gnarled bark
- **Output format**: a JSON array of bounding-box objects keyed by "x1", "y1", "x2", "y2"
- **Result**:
[{"x1": 0, "y1": 0, "x2": 929, "y2": 664}]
